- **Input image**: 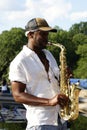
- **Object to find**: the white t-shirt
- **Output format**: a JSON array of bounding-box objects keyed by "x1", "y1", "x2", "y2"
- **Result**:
[{"x1": 9, "y1": 45, "x2": 60, "y2": 128}]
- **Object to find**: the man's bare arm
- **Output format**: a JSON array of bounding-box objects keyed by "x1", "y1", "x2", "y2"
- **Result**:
[{"x1": 11, "y1": 81, "x2": 68, "y2": 107}]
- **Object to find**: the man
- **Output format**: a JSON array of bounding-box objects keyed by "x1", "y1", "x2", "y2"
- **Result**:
[{"x1": 9, "y1": 18, "x2": 69, "y2": 130}]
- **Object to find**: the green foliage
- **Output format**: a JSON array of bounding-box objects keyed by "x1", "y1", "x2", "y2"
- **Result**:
[
  {"x1": 0, "y1": 123, "x2": 26, "y2": 130},
  {"x1": 49, "y1": 32, "x2": 58, "y2": 43},
  {"x1": 0, "y1": 28, "x2": 27, "y2": 80},
  {"x1": 71, "y1": 115, "x2": 87, "y2": 130},
  {"x1": 73, "y1": 44, "x2": 87, "y2": 78},
  {"x1": 69, "y1": 21, "x2": 87, "y2": 36},
  {"x1": 72, "y1": 33, "x2": 87, "y2": 48}
]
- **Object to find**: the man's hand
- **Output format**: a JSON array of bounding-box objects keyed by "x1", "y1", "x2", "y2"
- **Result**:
[
  {"x1": 58, "y1": 94, "x2": 69, "y2": 107},
  {"x1": 48, "y1": 94, "x2": 69, "y2": 107}
]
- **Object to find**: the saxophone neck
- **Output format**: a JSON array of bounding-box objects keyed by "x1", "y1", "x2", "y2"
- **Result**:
[{"x1": 48, "y1": 42, "x2": 66, "y2": 51}]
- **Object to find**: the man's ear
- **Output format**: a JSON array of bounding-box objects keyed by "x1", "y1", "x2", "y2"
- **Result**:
[{"x1": 28, "y1": 32, "x2": 34, "y2": 38}]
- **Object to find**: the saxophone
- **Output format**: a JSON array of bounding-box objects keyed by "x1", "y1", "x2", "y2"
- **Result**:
[{"x1": 48, "y1": 42, "x2": 81, "y2": 121}]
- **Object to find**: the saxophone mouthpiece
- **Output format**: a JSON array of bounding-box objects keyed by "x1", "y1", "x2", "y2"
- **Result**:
[{"x1": 48, "y1": 42, "x2": 52, "y2": 46}]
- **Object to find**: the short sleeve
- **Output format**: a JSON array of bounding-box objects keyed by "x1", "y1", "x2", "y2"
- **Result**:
[{"x1": 9, "y1": 61, "x2": 26, "y2": 84}]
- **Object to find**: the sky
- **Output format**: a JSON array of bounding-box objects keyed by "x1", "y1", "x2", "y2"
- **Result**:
[{"x1": 0, "y1": 0, "x2": 87, "y2": 34}]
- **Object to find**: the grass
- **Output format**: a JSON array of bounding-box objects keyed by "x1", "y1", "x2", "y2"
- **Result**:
[
  {"x1": 70, "y1": 115, "x2": 87, "y2": 130},
  {"x1": 0, "y1": 122, "x2": 26, "y2": 130}
]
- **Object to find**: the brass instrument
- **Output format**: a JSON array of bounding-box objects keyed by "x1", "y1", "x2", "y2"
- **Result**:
[{"x1": 48, "y1": 42, "x2": 81, "y2": 121}]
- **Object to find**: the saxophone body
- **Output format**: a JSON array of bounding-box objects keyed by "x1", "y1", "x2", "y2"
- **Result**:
[{"x1": 49, "y1": 42, "x2": 81, "y2": 121}]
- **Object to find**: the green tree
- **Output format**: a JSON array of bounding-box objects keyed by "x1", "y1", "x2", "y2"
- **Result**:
[
  {"x1": 0, "y1": 28, "x2": 27, "y2": 80},
  {"x1": 73, "y1": 44, "x2": 87, "y2": 78},
  {"x1": 72, "y1": 33, "x2": 87, "y2": 48},
  {"x1": 69, "y1": 21, "x2": 87, "y2": 36}
]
